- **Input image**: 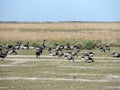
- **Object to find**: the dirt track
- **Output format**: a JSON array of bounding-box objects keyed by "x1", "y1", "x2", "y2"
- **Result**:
[{"x1": 0, "y1": 55, "x2": 120, "y2": 89}]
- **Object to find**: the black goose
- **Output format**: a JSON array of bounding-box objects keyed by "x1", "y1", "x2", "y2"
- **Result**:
[
  {"x1": 104, "y1": 45, "x2": 110, "y2": 51},
  {"x1": 100, "y1": 45, "x2": 110, "y2": 52},
  {"x1": 112, "y1": 52, "x2": 120, "y2": 58},
  {"x1": 0, "y1": 50, "x2": 8, "y2": 60},
  {"x1": 35, "y1": 47, "x2": 43, "y2": 58},
  {"x1": 65, "y1": 54, "x2": 74, "y2": 62},
  {"x1": 0, "y1": 45, "x2": 2, "y2": 51},
  {"x1": 62, "y1": 52, "x2": 74, "y2": 62},
  {"x1": 8, "y1": 47, "x2": 17, "y2": 55},
  {"x1": 81, "y1": 52, "x2": 94, "y2": 63}
]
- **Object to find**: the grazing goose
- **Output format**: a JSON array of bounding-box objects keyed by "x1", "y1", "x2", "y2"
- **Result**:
[
  {"x1": 64, "y1": 43, "x2": 70, "y2": 50},
  {"x1": 81, "y1": 55, "x2": 94, "y2": 63},
  {"x1": 104, "y1": 45, "x2": 110, "y2": 51},
  {"x1": 21, "y1": 42, "x2": 29, "y2": 50},
  {"x1": 50, "y1": 51, "x2": 59, "y2": 56},
  {"x1": 8, "y1": 47, "x2": 17, "y2": 55},
  {"x1": 70, "y1": 45, "x2": 80, "y2": 50},
  {"x1": 86, "y1": 52, "x2": 95, "y2": 57},
  {"x1": 100, "y1": 45, "x2": 110, "y2": 52},
  {"x1": 0, "y1": 50, "x2": 8, "y2": 60},
  {"x1": 63, "y1": 49, "x2": 80, "y2": 58},
  {"x1": 7, "y1": 44, "x2": 14, "y2": 50},
  {"x1": 81, "y1": 52, "x2": 94, "y2": 63},
  {"x1": 71, "y1": 49, "x2": 80, "y2": 57},
  {"x1": 62, "y1": 52, "x2": 74, "y2": 62},
  {"x1": 112, "y1": 52, "x2": 120, "y2": 58},
  {"x1": 100, "y1": 47, "x2": 105, "y2": 52},
  {"x1": 48, "y1": 47, "x2": 63, "y2": 57},
  {"x1": 64, "y1": 53, "x2": 74, "y2": 62},
  {"x1": 6, "y1": 44, "x2": 17, "y2": 55},
  {"x1": 55, "y1": 43, "x2": 63, "y2": 51},
  {"x1": 48, "y1": 47, "x2": 53, "y2": 54}
]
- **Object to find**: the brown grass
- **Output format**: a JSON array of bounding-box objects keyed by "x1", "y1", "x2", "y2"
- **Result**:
[
  {"x1": 0, "y1": 22, "x2": 120, "y2": 30},
  {"x1": 0, "y1": 22, "x2": 120, "y2": 42}
]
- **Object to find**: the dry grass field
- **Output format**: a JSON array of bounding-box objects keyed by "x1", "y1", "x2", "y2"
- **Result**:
[{"x1": 0, "y1": 22, "x2": 120, "y2": 45}]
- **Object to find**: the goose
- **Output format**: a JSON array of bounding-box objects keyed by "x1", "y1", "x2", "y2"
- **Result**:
[
  {"x1": 112, "y1": 52, "x2": 120, "y2": 58},
  {"x1": 62, "y1": 52, "x2": 74, "y2": 62},
  {"x1": 8, "y1": 47, "x2": 17, "y2": 55},
  {"x1": 64, "y1": 43, "x2": 70, "y2": 50},
  {"x1": 48, "y1": 48, "x2": 62, "y2": 57},
  {"x1": 7, "y1": 44, "x2": 14, "y2": 50},
  {"x1": 104, "y1": 45, "x2": 110, "y2": 51},
  {"x1": 70, "y1": 45, "x2": 80, "y2": 50},
  {"x1": 71, "y1": 49, "x2": 80, "y2": 57},
  {"x1": 0, "y1": 45, "x2": 2, "y2": 51},
  {"x1": 15, "y1": 42, "x2": 22, "y2": 49},
  {"x1": 36, "y1": 40, "x2": 47, "y2": 50},
  {"x1": 0, "y1": 50, "x2": 8, "y2": 60},
  {"x1": 100, "y1": 45, "x2": 110, "y2": 52},
  {"x1": 54, "y1": 43, "x2": 63, "y2": 51},
  {"x1": 81, "y1": 55, "x2": 94, "y2": 63},
  {"x1": 40, "y1": 40, "x2": 46, "y2": 46},
  {"x1": 64, "y1": 53, "x2": 74, "y2": 62},
  {"x1": 87, "y1": 52, "x2": 95, "y2": 57},
  {"x1": 48, "y1": 47, "x2": 52, "y2": 54},
  {"x1": 7, "y1": 44, "x2": 17, "y2": 55},
  {"x1": 81, "y1": 52, "x2": 94, "y2": 63},
  {"x1": 100, "y1": 47, "x2": 105, "y2": 52},
  {"x1": 50, "y1": 51, "x2": 59, "y2": 56},
  {"x1": 21, "y1": 42, "x2": 29, "y2": 50},
  {"x1": 63, "y1": 50, "x2": 80, "y2": 58},
  {"x1": 35, "y1": 48, "x2": 43, "y2": 58}
]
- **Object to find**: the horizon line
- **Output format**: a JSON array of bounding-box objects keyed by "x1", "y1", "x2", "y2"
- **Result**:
[{"x1": 0, "y1": 21, "x2": 120, "y2": 23}]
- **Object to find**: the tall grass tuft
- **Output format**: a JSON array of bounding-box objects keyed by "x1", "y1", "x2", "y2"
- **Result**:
[{"x1": 83, "y1": 40, "x2": 102, "y2": 49}]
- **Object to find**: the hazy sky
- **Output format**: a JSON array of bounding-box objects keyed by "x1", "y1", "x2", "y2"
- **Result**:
[{"x1": 0, "y1": 0, "x2": 120, "y2": 22}]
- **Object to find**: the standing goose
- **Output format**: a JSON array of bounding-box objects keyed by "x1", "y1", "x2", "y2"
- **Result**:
[
  {"x1": 15, "y1": 42, "x2": 22, "y2": 49},
  {"x1": 35, "y1": 48, "x2": 43, "y2": 58}
]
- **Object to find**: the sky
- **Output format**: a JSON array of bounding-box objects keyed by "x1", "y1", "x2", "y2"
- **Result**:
[{"x1": 0, "y1": 0, "x2": 120, "y2": 22}]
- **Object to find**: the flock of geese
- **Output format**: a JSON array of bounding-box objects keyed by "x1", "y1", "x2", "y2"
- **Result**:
[{"x1": 0, "y1": 40, "x2": 120, "y2": 63}]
